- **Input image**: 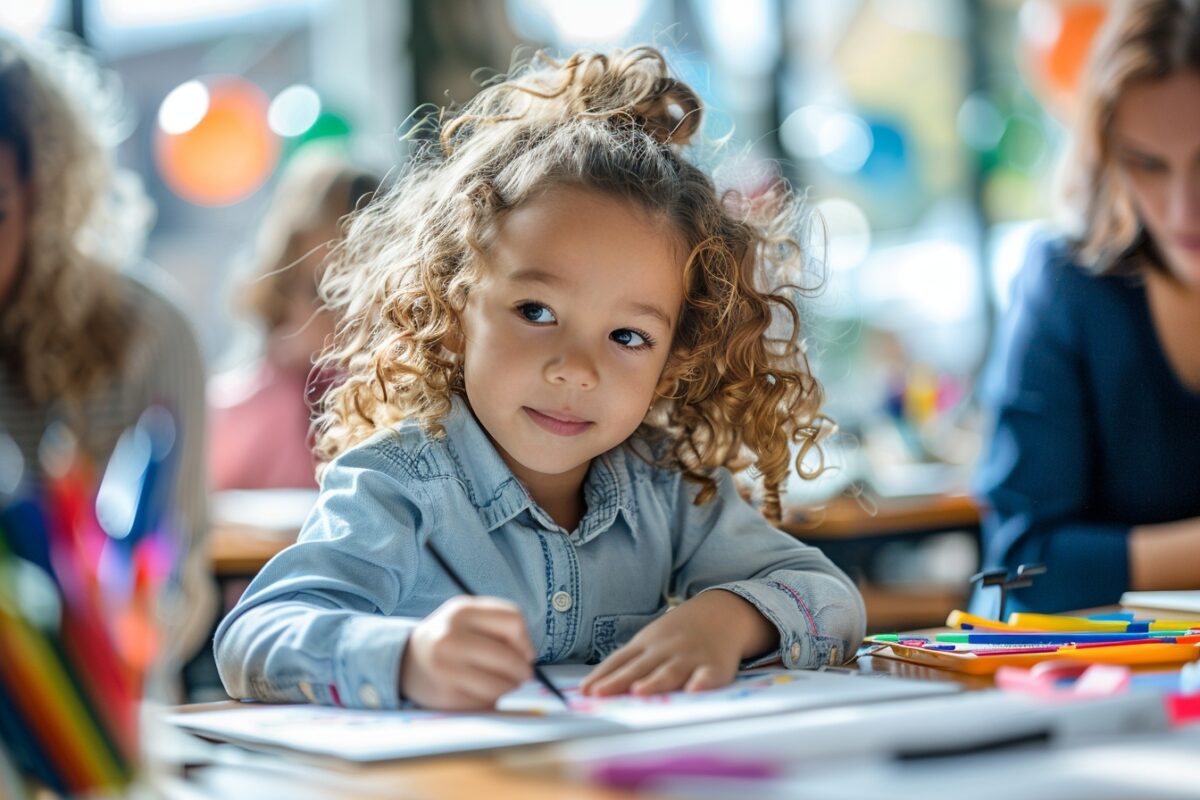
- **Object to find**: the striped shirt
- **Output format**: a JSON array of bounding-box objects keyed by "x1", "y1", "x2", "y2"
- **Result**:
[{"x1": 0, "y1": 274, "x2": 215, "y2": 685}]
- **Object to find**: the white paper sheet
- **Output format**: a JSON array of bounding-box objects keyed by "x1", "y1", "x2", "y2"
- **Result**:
[
  {"x1": 1119, "y1": 591, "x2": 1200, "y2": 614},
  {"x1": 170, "y1": 666, "x2": 958, "y2": 762}
]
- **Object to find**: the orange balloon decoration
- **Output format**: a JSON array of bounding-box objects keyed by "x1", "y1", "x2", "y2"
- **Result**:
[
  {"x1": 1020, "y1": 1, "x2": 1108, "y2": 119},
  {"x1": 1042, "y1": 3, "x2": 1107, "y2": 94},
  {"x1": 155, "y1": 77, "x2": 279, "y2": 206}
]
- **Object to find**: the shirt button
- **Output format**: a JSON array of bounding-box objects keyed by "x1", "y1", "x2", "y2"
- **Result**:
[
  {"x1": 298, "y1": 681, "x2": 316, "y2": 703},
  {"x1": 358, "y1": 683, "x2": 382, "y2": 709},
  {"x1": 551, "y1": 591, "x2": 573, "y2": 613},
  {"x1": 789, "y1": 641, "x2": 802, "y2": 663}
]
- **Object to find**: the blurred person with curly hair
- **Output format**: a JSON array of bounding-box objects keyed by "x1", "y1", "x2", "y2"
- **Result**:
[
  {"x1": 0, "y1": 34, "x2": 215, "y2": 692},
  {"x1": 216, "y1": 46, "x2": 864, "y2": 711}
]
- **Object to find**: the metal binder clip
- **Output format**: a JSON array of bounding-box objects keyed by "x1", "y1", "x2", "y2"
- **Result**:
[{"x1": 970, "y1": 562, "x2": 1047, "y2": 621}]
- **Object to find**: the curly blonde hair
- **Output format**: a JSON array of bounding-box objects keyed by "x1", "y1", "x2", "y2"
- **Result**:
[
  {"x1": 316, "y1": 46, "x2": 827, "y2": 522},
  {"x1": 0, "y1": 35, "x2": 149, "y2": 419},
  {"x1": 1060, "y1": 0, "x2": 1200, "y2": 274}
]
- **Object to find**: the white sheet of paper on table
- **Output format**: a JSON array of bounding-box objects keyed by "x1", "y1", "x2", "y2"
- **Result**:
[{"x1": 169, "y1": 666, "x2": 957, "y2": 762}]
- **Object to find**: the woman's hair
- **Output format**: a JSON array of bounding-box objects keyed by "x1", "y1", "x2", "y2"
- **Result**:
[
  {"x1": 241, "y1": 147, "x2": 379, "y2": 332},
  {"x1": 316, "y1": 46, "x2": 827, "y2": 521},
  {"x1": 0, "y1": 35, "x2": 148, "y2": 417},
  {"x1": 1061, "y1": 0, "x2": 1200, "y2": 274}
]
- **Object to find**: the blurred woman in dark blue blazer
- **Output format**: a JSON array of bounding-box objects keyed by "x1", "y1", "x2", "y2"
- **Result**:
[{"x1": 975, "y1": 0, "x2": 1200, "y2": 614}]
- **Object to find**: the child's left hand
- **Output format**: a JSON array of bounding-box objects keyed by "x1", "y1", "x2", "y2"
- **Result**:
[{"x1": 579, "y1": 590, "x2": 778, "y2": 697}]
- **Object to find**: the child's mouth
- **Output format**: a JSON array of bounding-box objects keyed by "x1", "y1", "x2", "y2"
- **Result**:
[{"x1": 523, "y1": 407, "x2": 594, "y2": 436}]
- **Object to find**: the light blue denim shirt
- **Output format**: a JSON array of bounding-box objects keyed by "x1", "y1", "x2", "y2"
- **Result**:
[{"x1": 214, "y1": 396, "x2": 866, "y2": 709}]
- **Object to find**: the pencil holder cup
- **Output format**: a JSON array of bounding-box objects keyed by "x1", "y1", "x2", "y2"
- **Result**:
[{"x1": 0, "y1": 407, "x2": 180, "y2": 797}]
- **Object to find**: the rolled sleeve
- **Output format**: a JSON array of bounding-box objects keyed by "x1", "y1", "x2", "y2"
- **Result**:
[
  {"x1": 711, "y1": 577, "x2": 862, "y2": 669},
  {"x1": 215, "y1": 600, "x2": 418, "y2": 709},
  {"x1": 334, "y1": 613, "x2": 418, "y2": 709},
  {"x1": 670, "y1": 469, "x2": 866, "y2": 668}
]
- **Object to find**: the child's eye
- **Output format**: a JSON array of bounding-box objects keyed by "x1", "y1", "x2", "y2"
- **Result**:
[
  {"x1": 516, "y1": 302, "x2": 556, "y2": 325},
  {"x1": 610, "y1": 328, "x2": 654, "y2": 350}
]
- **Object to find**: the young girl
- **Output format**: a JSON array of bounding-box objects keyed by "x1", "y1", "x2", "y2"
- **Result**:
[{"x1": 215, "y1": 47, "x2": 866, "y2": 711}]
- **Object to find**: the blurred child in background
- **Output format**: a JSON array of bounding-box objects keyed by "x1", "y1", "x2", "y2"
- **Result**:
[{"x1": 208, "y1": 148, "x2": 379, "y2": 491}]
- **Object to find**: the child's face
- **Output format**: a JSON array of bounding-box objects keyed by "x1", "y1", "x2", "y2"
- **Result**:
[{"x1": 460, "y1": 185, "x2": 684, "y2": 492}]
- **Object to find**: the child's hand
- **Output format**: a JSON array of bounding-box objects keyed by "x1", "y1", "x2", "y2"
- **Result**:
[
  {"x1": 400, "y1": 596, "x2": 535, "y2": 710},
  {"x1": 579, "y1": 590, "x2": 777, "y2": 697}
]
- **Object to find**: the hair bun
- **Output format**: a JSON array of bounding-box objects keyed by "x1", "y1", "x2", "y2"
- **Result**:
[
  {"x1": 626, "y1": 75, "x2": 702, "y2": 145},
  {"x1": 512, "y1": 47, "x2": 704, "y2": 146}
]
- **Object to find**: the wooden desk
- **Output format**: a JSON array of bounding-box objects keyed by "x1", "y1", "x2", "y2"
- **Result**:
[
  {"x1": 779, "y1": 492, "x2": 979, "y2": 541},
  {"x1": 209, "y1": 523, "x2": 294, "y2": 577}
]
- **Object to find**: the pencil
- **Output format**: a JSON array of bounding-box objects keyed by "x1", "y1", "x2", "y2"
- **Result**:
[{"x1": 423, "y1": 542, "x2": 570, "y2": 708}]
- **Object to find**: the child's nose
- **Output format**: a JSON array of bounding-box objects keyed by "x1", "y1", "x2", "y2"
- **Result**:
[{"x1": 544, "y1": 341, "x2": 599, "y2": 390}]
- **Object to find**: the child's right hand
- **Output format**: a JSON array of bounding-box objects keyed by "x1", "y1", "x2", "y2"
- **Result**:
[{"x1": 399, "y1": 596, "x2": 535, "y2": 710}]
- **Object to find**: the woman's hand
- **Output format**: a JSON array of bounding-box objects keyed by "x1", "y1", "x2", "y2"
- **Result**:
[
  {"x1": 579, "y1": 590, "x2": 778, "y2": 697},
  {"x1": 400, "y1": 596, "x2": 534, "y2": 710}
]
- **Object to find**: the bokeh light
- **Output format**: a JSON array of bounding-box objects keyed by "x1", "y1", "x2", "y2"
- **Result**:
[
  {"x1": 268, "y1": 84, "x2": 321, "y2": 138},
  {"x1": 157, "y1": 80, "x2": 208, "y2": 135},
  {"x1": 816, "y1": 197, "x2": 872, "y2": 271},
  {"x1": 154, "y1": 76, "x2": 279, "y2": 207}
]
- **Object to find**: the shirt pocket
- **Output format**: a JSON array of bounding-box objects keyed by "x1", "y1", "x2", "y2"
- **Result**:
[{"x1": 590, "y1": 610, "x2": 666, "y2": 664}]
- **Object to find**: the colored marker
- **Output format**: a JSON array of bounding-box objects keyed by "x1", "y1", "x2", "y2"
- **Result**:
[
  {"x1": 974, "y1": 639, "x2": 1179, "y2": 656},
  {"x1": 936, "y1": 631, "x2": 1200, "y2": 645},
  {"x1": 1008, "y1": 613, "x2": 1200, "y2": 633}
]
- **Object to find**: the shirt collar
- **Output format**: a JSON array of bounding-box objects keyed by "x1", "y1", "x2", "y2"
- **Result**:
[{"x1": 441, "y1": 394, "x2": 638, "y2": 541}]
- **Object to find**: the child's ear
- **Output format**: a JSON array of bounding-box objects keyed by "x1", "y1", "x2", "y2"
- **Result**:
[
  {"x1": 443, "y1": 311, "x2": 466, "y2": 355},
  {"x1": 444, "y1": 327, "x2": 464, "y2": 355}
]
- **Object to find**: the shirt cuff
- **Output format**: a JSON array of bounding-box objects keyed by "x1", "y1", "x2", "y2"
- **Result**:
[
  {"x1": 700, "y1": 581, "x2": 838, "y2": 669},
  {"x1": 332, "y1": 614, "x2": 417, "y2": 710}
]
